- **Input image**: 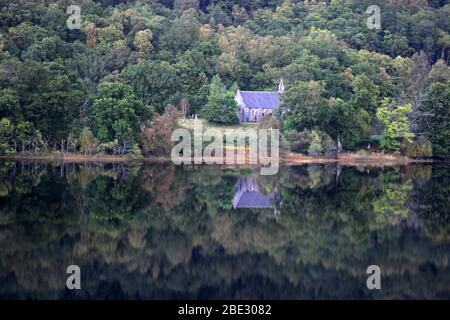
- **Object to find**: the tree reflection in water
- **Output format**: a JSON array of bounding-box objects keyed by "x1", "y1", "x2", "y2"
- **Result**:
[{"x1": 0, "y1": 161, "x2": 449, "y2": 299}]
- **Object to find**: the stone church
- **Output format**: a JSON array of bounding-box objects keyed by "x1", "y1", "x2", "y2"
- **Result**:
[
  {"x1": 234, "y1": 79, "x2": 285, "y2": 123},
  {"x1": 232, "y1": 177, "x2": 277, "y2": 209}
]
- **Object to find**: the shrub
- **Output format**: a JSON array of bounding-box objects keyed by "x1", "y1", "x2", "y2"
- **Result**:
[
  {"x1": 130, "y1": 144, "x2": 143, "y2": 158},
  {"x1": 321, "y1": 133, "x2": 337, "y2": 157},
  {"x1": 376, "y1": 100, "x2": 414, "y2": 152},
  {"x1": 308, "y1": 131, "x2": 322, "y2": 156},
  {"x1": 0, "y1": 118, "x2": 15, "y2": 155},
  {"x1": 141, "y1": 105, "x2": 182, "y2": 157},
  {"x1": 79, "y1": 127, "x2": 95, "y2": 153},
  {"x1": 401, "y1": 137, "x2": 433, "y2": 158},
  {"x1": 283, "y1": 129, "x2": 336, "y2": 156},
  {"x1": 283, "y1": 130, "x2": 310, "y2": 154}
]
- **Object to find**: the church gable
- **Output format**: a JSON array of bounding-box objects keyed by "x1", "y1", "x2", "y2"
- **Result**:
[
  {"x1": 235, "y1": 79, "x2": 285, "y2": 123},
  {"x1": 232, "y1": 177, "x2": 276, "y2": 209}
]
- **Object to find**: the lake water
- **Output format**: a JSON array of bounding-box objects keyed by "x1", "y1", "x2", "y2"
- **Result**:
[{"x1": 0, "y1": 160, "x2": 449, "y2": 299}]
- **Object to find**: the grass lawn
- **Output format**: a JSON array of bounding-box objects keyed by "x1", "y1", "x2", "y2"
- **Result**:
[
  {"x1": 177, "y1": 118, "x2": 259, "y2": 134},
  {"x1": 177, "y1": 118, "x2": 261, "y2": 149}
]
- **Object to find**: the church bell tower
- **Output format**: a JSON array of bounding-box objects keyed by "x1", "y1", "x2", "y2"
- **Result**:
[{"x1": 278, "y1": 78, "x2": 285, "y2": 94}]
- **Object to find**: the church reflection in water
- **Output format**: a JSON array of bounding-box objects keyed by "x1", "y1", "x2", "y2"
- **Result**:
[{"x1": 232, "y1": 176, "x2": 278, "y2": 209}]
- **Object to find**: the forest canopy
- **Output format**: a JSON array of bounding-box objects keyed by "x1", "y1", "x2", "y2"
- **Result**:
[{"x1": 0, "y1": 0, "x2": 449, "y2": 157}]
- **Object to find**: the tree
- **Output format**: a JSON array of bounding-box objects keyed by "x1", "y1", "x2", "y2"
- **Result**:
[
  {"x1": 0, "y1": 0, "x2": 449, "y2": 159},
  {"x1": 201, "y1": 75, "x2": 239, "y2": 124},
  {"x1": 0, "y1": 118, "x2": 14, "y2": 155},
  {"x1": 91, "y1": 82, "x2": 151, "y2": 150},
  {"x1": 121, "y1": 60, "x2": 181, "y2": 113},
  {"x1": 420, "y1": 82, "x2": 450, "y2": 158},
  {"x1": 28, "y1": 74, "x2": 84, "y2": 144},
  {"x1": 174, "y1": 0, "x2": 199, "y2": 11},
  {"x1": 0, "y1": 89, "x2": 21, "y2": 120},
  {"x1": 281, "y1": 81, "x2": 328, "y2": 132},
  {"x1": 326, "y1": 98, "x2": 371, "y2": 149},
  {"x1": 141, "y1": 106, "x2": 181, "y2": 157},
  {"x1": 15, "y1": 121, "x2": 34, "y2": 153},
  {"x1": 160, "y1": 10, "x2": 200, "y2": 52},
  {"x1": 351, "y1": 75, "x2": 380, "y2": 117},
  {"x1": 0, "y1": 60, "x2": 84, "y2": 145},
  {"x1": 134, "y1": 29, "x2": 153, "y2": 58},
  {"x1": 308, "y1": 131, "x2": 322, "y2": 156},
  {"x1": 376, "y1": 99, "x2": 414, "y2": 152},
  {"x1": 79, "y1": 127, "x2": 96, "y2": 154}
]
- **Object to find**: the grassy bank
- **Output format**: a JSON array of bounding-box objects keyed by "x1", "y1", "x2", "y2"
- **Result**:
[
  {"x1": 0, "y1": 151, "x2": 433, "y2": 166},
  {"x1": 0, "y1": 119, "x2": 435, "y2": 166},
  {"x1": 177, "y1": 118, "x2": 259, "y2": 133},
  {"x1": 0, "y1": 152, "x2": 131, "y2": 163}
]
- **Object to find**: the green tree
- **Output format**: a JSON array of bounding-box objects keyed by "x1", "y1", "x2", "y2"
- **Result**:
[
  {"x1": 121, "y1": 60, "x2": 181, "y2": 113},
  {"x1": 15, "y1": 121, "x2": 34, "y2": 153},
  {"x1": 174, "y1": 0, "x2": 199, "y2": 11},
  {"x1": 326, "y1": 98, "x2": 371, "y2": 150},
  {"x1": 376, "y1": 99, "x2": 414, "y2": 152},
  {"x1": 421, "y1": 82, "x2": 450, "y2": 158},
  {"x1": 79, "y1": 127, "x2": 96, "y2": 153},
  {"x1": 201, "y1": 75, "x2": 239, "y2": 124},
  {"x1": 0, "y1": 61, "x2": 84, "y2": 145},
  {"x1": 0, "y1": 89, "x2": 21, "y2": 120},
  {"x1": 282, "y1": 81, "x2": 328, "y2": 132},
  {"x1": 0, "y1": 118, "x2": 14, "y2": 155},
  {"x1": 351, "y1": 75, "x2": 380, "y2": 117},
  {"x1": 91, "y1": 82, "x2": 151, "y2": 149},
  {"x1": 307, "y1": 131, "x2": 323, "y2": 156}
]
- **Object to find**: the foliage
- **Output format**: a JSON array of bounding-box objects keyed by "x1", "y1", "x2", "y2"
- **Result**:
[
  {"x1": 0, "y1": 0, "x2": 449, "y2": 156},
  {"x1": 401, "y1": 137, "x2": 433, "y2": 159},
  {"x1": 79, "y1": 127, "x2": 96, "y2": 154},
  {"x1": 201, "y1": 75, "x2": 239, "y2": 124},
  {"x1": 134, "y1": 29, "x2": 153, "y2": 58},
  {"x1": 0, "y1": 118, "x2": 14, "y2": 155},
  {"x1": 141, "y1": 106, "x2": 182, "y2": 157},
  {"x1": 284, "y1": 129, "x2": 336, "y2": 156},
  {"x1": 420, "y1": 82, "x2": 450, "y2": 158},
  {"x1": 121, "y1": 60, "x2": 180, "y2": 113},
  {"x1": 282, "y1": 81, "x2": 328, "y2": 132},
  {"x1": 376, "y1": 99, "x2": 414, "y2": 152},
  {"x1": 307, "y1": 131, "x2": 323, "y2": 156},
  {"x1": 91, "y1": 81, "x2": 152, "y2": 152},
  {"x1": 0, "y1": 162, "x2": 450, "y2": 299}
]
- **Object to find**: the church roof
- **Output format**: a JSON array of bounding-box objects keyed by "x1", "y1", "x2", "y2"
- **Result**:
[
  {"x1": 233, "y1": 191, "x2": 273, "y2": 208},
  {"x1": 239, "y1": 91, "x2": 281, "y2": 109}
]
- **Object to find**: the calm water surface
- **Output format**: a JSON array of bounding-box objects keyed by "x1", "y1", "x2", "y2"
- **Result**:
[{"x1": 0, "y1": 161, "x2": 449, "y2": 299}]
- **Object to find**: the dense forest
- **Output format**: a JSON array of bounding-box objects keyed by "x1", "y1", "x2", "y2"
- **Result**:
[{"x1": 0, "y1": 0, "x2": 449, "y2": 158}]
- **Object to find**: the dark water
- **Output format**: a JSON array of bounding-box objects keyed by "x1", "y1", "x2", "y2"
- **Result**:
[{"x1": 0, "y1": 160, "x2": 449, "y2": 299}]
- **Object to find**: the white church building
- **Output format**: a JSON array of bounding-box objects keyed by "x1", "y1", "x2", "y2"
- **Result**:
[{"x1": 234, "y1": 79, "x2": 285, "y2": 123}]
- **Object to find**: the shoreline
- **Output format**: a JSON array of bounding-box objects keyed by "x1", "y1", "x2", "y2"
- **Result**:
[{"x1": 0, "y1": 152, "x2": 436, "y2": 166}]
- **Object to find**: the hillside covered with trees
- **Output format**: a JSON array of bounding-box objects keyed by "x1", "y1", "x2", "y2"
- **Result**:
[{"x1": 0, "y1": 0, "x2": 449, "y2": 158}]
